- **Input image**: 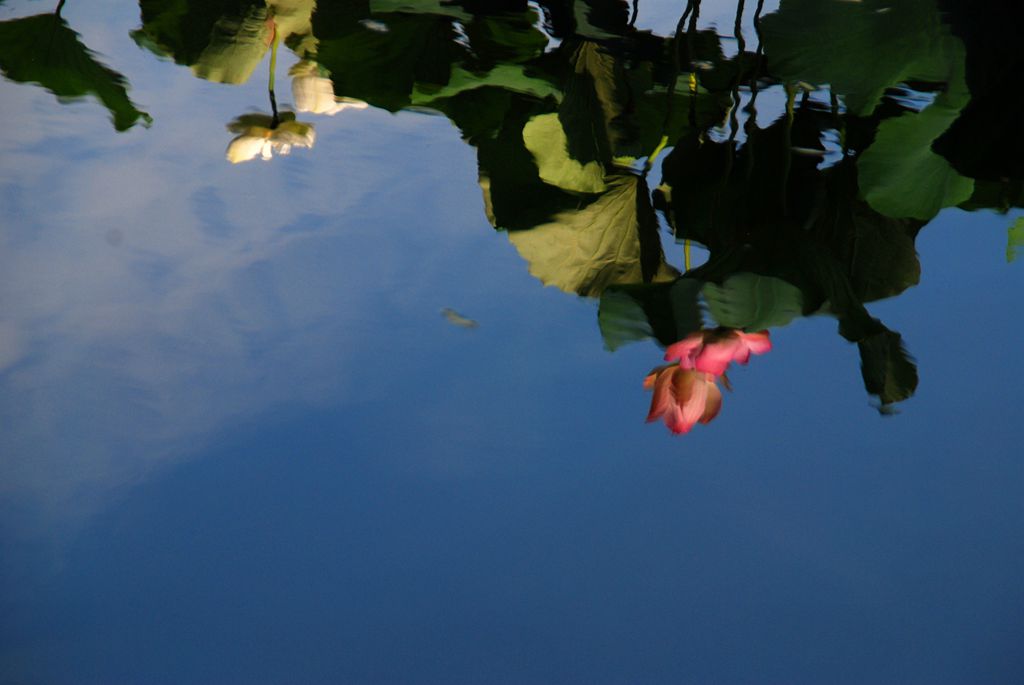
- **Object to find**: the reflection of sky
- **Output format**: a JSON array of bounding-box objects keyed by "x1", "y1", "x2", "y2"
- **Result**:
[
  {"x1": 0, "y1": 0, "x2": 496, "y2": 530},
  {"x1": 1, "y1": 1, "x2": 1023, "y2": 684},
  {"x1": 635, "y1": 0, "x2": 781, "y2": 47}
]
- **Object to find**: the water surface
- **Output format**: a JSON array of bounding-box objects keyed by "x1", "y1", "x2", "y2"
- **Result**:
[{"x1": 1, "y1": 1, "x2": 1022, "y2": 683}]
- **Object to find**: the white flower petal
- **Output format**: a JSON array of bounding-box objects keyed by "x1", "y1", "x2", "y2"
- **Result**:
[
  {"x1": 293, "y1": 74, "x2": 370, "y2": 116},
  {"x1": 226, "y1": 135, "x2": 268, "y2": 164}
]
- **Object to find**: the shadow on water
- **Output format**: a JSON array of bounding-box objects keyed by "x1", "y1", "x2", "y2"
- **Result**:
[{"x1": 4, "y1": 0, "x2": 1024, "y2": 432}]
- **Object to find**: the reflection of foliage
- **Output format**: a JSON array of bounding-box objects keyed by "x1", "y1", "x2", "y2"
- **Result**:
[
  {"x1": 306, "y1": 2, "x2": 731, "y2": 302},
  {"x1": 854, "y1": 40, "x2": 975, "y2": 222},
  {"x1": 507, "y1": 173, "x2": 678, "y2": 296},
  {"x1": 81, "y1": 0, "x2": 1024, "y2": 416},
  {"x1": 135, "y1": 0, "x2": 270, "y2": 83},
  {"x1": 653, "y1": 92, "x2": 925, "y2": 408},
  {"x1": 523, "y1": 113, "x2": 607, "y2": 194},
  {"x1": 858, "y1": 95, "x2": 974, "y2": 221},
  {"x1": 703, "y1": 274, "x2": 803, "y2": 332},
  {"x1": 133, "y1": 0, "x2": 316, "y2": 84},
  {"x1": 759, "y1": 0, "x2": 997, "y2": 224},
  {"x1": 858, "y1": 330, "x2": 918, "y2": 408},
  {"x1": 297, "y1": 0, "x2": 1017, "y2": 412},
  {"x1": 0, "y1": 10, "x2": 150, "y2": 130},
  {"x1": 134, "y1": 0, "x2": 265, "y2": 70},
  {"x1": 598, "y1": 278, "x2": 704, "y2": 352},
  {"x1": 760, "y1": 0, "x2": 965, "y2": 116},
  {"x1": 1008, "y1": 218, "x2": 1024, "y2": 263},
  {"x1": 312, "y1": 6, "x2": 467, "y2": 111},
  {"x1": 933, "y1": 0, "x2": 1024, "y2": 182},
  {"x1": 559, "y1": 40, "x2": 636, "y2": 164}
]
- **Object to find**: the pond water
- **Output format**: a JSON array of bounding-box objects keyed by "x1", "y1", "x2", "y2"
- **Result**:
[{"x1": 1, "y1": 0, "x2": 1022, "y2": 683}]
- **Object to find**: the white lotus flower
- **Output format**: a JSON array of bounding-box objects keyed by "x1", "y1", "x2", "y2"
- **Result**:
[
  {"x1": 290, "y1": 60, "x2": 368, "y2": 116},
  {"x1": 225, "y1": 113, "x2": 315, "y2": 164}
]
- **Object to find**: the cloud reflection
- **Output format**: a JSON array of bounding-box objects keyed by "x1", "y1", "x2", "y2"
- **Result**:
[{"x1": 0, "y1": 78, "x2": 416, "y2": 536}]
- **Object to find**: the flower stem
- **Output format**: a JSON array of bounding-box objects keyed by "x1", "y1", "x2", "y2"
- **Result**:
[
  {"x1": 646, "y1": 135, "x2": 669, "y2": 170},
  {"x1": 268, "y1": 29, "x2": 280, "y2": 128}
]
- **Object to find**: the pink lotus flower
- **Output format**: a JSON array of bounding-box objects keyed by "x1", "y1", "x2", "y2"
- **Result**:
[
  {"x1": 643, "y1": 365, "x2": 723, "y2": 434},
  {"x1": 664, "y1": 329, "x2": 772, "y2": 375},
  {"x1": 643, "y1": 329, "x2": 772, "y2": 435}
]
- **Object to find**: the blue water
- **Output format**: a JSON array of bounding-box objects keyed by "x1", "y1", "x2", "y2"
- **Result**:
[{"x1": 1, "y1": 1, "x2": 1022, "y2": 683}]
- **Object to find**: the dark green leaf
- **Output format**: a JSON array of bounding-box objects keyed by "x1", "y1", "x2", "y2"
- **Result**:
[
  {"x1": 1007, "y1": 217, "x2": 1024, "y2": 263},
  {"x1": 133, "y1": 0, "x2": 269, "y2": 82},
  {"x1": 858, "y1": 86, "x2": 974, "y2": 221},
  {"x1": 507, "y1": 173, "x2": 678, "y2": 296},
  {"x1": 598, "y1": 278, "x2": 704, "y2": 351},
  {"x1": 313, "y1": 9, "x2": 464, "y2": 111},
  {"x1": 858, "y1": 330, "x2": 919, "y2": 407},
  {"x1": 760, "y1": 0, "x2": 964, "y2": 115},
  {"x1": 702, "y1": 273, "x2": 803, "y2": 331},
  {"x1": 0, "y1": 13, "x2": 150, "y2": 130}
]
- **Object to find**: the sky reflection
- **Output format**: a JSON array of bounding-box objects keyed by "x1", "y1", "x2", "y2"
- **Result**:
[
  {"x1": 0, "y1": 68, "x2": 472, "y2": 533},
  {"x1": 0, "y1": 2, "x2": 1022, "y2": 683}
]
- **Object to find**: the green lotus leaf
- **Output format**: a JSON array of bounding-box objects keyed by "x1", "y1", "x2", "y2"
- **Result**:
[
  {"x1": 411, "y1": 64, "x2": 560, "y2": 107},
  {"x1": 760, "y1": 0, "x2": 964, "y2": 115},
  {"x1": 703, "y1": 273, "x2": 804, "y2": 331},
  {"x1": 1007, "y1": 217, "x2": 1024, "y2": 263},
  {"x1": 0, "y1": 12, "x2": 150, "y2": 130},
  {"x1": 858, "y1": 330, "x2": 918, "y2": 407},
  {"x1": 313, "y1": 9, "x2": 464, "y2": 111},
  {"x1": 507, "y1": 173, "x2": 678, "y2": 297},
  {"x1": 857, "y1": 95, "x2": 975, "y2": 221},
  {"x1": 598, "y1": 278, "x2": 704, "y2": 351},
  {"x1": 523, "y1": 113, "x2": 607, "y2": 194}
]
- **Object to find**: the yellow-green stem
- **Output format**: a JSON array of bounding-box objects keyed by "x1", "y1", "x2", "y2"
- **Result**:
[
  {"x1": 268, "y1": 34, "x2": 279, "y2": 92},
  {"x1": 647, "y1": 135, "x2": 670, "y2": 168}
]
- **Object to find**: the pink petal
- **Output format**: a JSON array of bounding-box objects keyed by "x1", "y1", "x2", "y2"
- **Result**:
[
  {"x1": 738, "y1": 330, "x2": 772, "y2": 355},
  {"x1": 658, "y1": 369, "x2": 702, "y2": 433},
  {"x1": 731, "y1": 342, "x2": 753, "y2": 366},
  {"x1": 694, "y1": 338, "x2": 740, "y2": 375},
  {"x1": 664, "y1": 334, "x2": 703, "y2": 365},
  {"x1": 665, "y1": 404, "x2": 695, "y2": 434},
  {"x1": 645, "y1": 367, "x2": 676, "y2": 423},
  {"x1": 699, "y1": 378, "x2": 723, "y2": 424}
]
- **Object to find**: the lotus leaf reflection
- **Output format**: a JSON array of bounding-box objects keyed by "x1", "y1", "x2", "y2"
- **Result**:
[
  {"x1": 0, "y1": 7, "x2": 150, "y2": 130},
  {"x1": 3, "y1": 0, "x2": 1022, "y2": 429},
  {"x1": 3, "y1": 0, "x2": 1024, "y2": 679},
  {"x1": 135, "y1": 0, "x2": 318, "y2": 85}
]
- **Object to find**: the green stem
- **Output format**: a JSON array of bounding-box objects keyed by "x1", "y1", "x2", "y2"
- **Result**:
[{"x1": 646, "y1": 135, "x2": 670, "y2": 170}]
